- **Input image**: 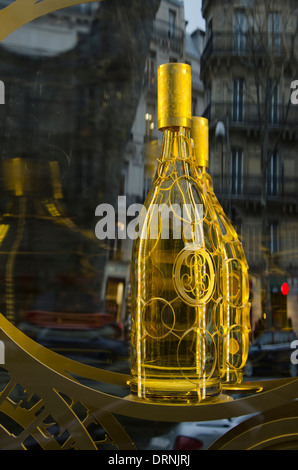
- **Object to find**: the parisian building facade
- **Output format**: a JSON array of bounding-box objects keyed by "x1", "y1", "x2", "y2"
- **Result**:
[{"x1": 200, "y1": 0, "x2": 298, "y2": 337}]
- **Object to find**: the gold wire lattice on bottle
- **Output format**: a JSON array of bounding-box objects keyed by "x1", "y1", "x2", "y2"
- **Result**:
[
  {"x1": 130, "y1": 129, "x2": 221, "y2": 402},
  {"x1": 130, "y1": 63, "x2": 225, "y2": 403},
  {"x1": 191, "y1": 117, "x2": 251, "y2": 386}
]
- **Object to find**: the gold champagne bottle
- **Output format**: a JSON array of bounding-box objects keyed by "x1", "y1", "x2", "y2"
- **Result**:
[
  {"x1": 191, "y1": 117, "x2": 251, "y2": 386},
  {"x1": 130, "y1": 63, "x2": 223, "y2": 403}
]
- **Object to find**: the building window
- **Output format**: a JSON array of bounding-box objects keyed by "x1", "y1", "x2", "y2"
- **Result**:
[
  {"x1": 266, "y1": 150, "x2": 280, "y2": 196},
  {"x1": 207, "y1": 85, "x2": 211, "y2": 108},
  {"x1": 268, "y1": 80, "x2": 279, "y2": 124},
  {"x1": 233, "y1": 10, "x2": 247, "y2": 53},
  {"x1": 269, "y1": 222, "x2": 279, "y2": 254},
  {"x1": 244, "y1": 225, "x2": 261, "y2": 265},
  {"x1": 231, "y1": 147, "x2": 243, "y2": 195},
  {"x1": 169, "y1": 9, "x2": 176, "y2": 38},
  {"x1": 192, "y1": 97, "x2": 197, "y2": 117},
  {"x1": 145, "y1": 112, "x2": 155, "y2": 143},
  {"x1": 207, "y1": 17, "x2": 213, "y2": 43},
  {"x1": 145, "y1": 51, "x2": 156, "y2": 88},
  {"x1": 203, "y1": 85, "x2": 211, "y2": 120},
  {"x1": 119, "y1": 170, "x2": 126, "y2": 196},
  {"x1": 232, "y1": 78, "x2": 244, "y2": 122},
  {"x1": 285, "y1": 224, "x2": 298, "y2": 261},
  {"x1": 268, "y1": 12, "x2": 281, "y2": 53}
]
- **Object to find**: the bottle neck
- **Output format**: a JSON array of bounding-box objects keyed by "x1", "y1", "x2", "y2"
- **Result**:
[
  {"x1": 196, "y1": 164, "x2": 208, "y2": 174},
  {"x1": 196, "y1": 162, "x2": 214, "y2": 193},
  {"x1": 160, "y1": 126, "x2": 191, "y2": 162}
]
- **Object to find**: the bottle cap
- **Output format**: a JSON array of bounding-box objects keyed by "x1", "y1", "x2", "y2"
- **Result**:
[
  {"x1": 191, "y1": 116, "x2": 209, "y2": 168},
  {"x1": 158, "y1": 63, "x2": 192, "y2": 130}
]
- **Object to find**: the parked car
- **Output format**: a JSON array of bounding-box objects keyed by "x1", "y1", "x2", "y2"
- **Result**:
[
  {"x1": 29, "y1": 323, "x2": 130, "y2": 368},
  {"x1": 142, "y1": 415, "x2": 254, "y2": 450},
  {"x1": 244, "y1": 329, "x2": 298, "y2": 378}
]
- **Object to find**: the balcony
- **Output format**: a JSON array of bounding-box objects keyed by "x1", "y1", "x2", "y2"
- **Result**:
[
  {"x1": 203, "y1": 101, "x2": 298, "y2": 131},
  {"x1": 211, "y1": 174, "x2": 298, "y2": 205},
  {"x1": 201, "y1": 31, "x2": 298, "y2": 74}
]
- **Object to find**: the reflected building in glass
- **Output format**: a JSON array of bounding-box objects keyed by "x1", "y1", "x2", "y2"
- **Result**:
[
  {"x1": 0, "y1": 0, "x2": 162, "y2": 339},
  {"x1": 0, "y1": 2, "x2": 104, "y2": 328}
]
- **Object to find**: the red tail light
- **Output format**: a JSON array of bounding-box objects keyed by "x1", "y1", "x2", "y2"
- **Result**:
[{"x1": 173, "y1": 435, "x2": 204, "y2": 450}]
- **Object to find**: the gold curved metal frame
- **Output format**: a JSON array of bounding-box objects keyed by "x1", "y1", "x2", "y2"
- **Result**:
[
  {"x1": 1, "y1": 313, "x2": 298, "y2": 449},
  {"x1": 208, "y1": 401, "x2": 298, "y2": 450},
  {"x1": 0, "y1": 0, "x2": 101, "y2": 42}
]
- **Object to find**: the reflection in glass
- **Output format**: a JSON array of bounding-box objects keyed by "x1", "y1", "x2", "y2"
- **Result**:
[
  {"x1": 0, "y1": 0, "x2": 161, "y2": 370},
  {"x1": 0, "y1": 157, "x2": 102, "y2": 325}
]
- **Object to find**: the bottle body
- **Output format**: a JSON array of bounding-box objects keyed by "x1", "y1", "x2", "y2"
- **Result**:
[
  {"x1": 130, "y1": 128, "x2": 222, "y2": 402},
  {"x1": 191, "y1": 116, "x2": 251, "y2": 386},
  {"x1": 203, "y1": 171, "x2": 251, "y2": 385}
]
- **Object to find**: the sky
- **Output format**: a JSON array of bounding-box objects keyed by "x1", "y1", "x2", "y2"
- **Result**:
[{"x1": 184, "y1": 0, "x2": 205, "y2": 33}]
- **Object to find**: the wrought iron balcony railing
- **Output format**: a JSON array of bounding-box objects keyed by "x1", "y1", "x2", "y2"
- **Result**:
[
  {"x1": 203, "y1": 101, "x2": 298, "y2": 129},
  {"x1": 201, "y1": 31, "x2": 298, "y2": 72},
  {"x1": 211, "y1": 174, "x2": 298, "y2": 203}
]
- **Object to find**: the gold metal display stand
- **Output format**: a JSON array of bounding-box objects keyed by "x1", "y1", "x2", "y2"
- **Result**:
[{"x1": 1, "y1": 313, "x2": 298, "y2": 450}]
